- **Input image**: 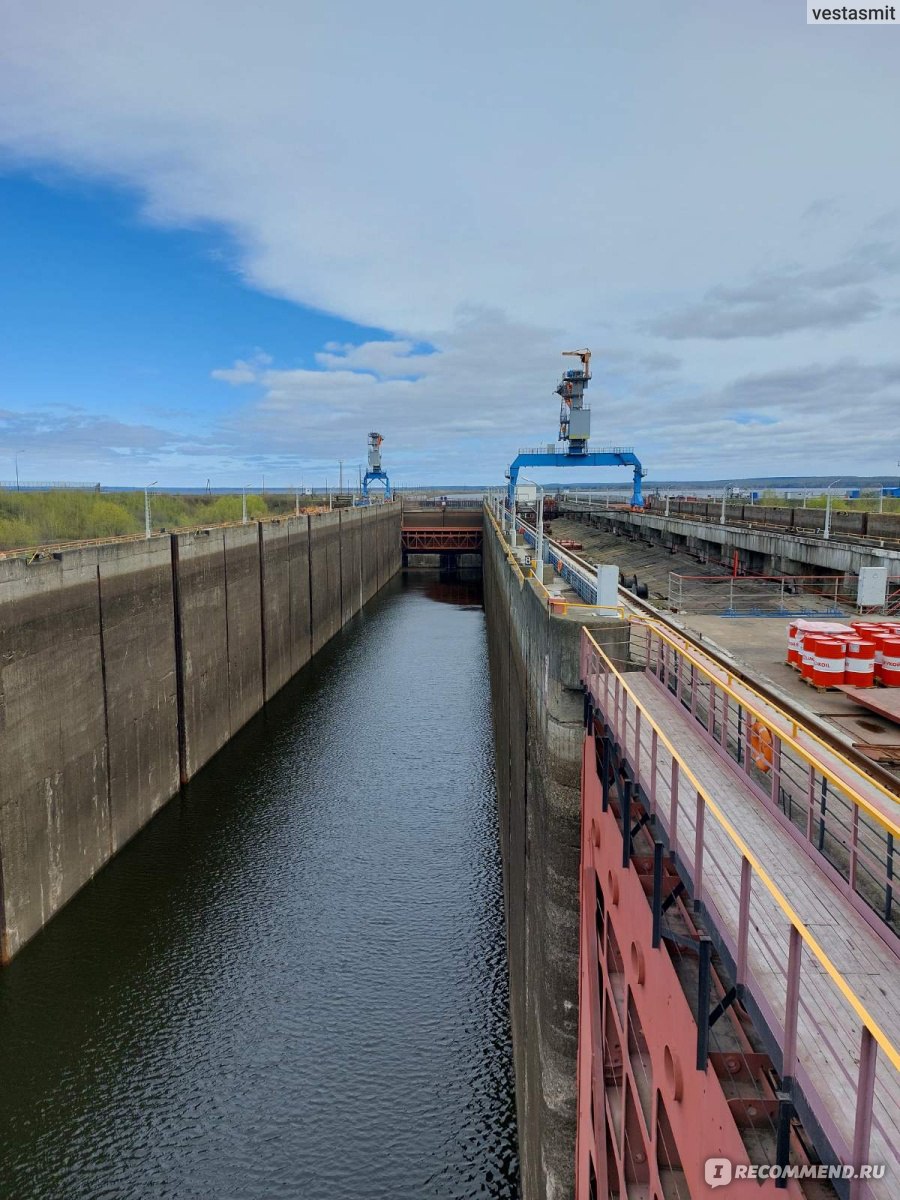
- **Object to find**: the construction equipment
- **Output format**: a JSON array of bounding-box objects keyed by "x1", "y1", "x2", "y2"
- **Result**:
[
  {"x1": 556, "y1": 349, "x2": 591, "y2": 453},
  {"x1": 361, "y1": 432, "x2": 391, "y2": 501},
  {"x1": 507, "y1": 350, "x2": 646, "y2": 508}
]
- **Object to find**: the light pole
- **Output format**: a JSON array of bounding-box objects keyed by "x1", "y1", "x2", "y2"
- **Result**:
[
  {"x1": 339, "y1": 460, "x2": 344, "y2": 494},
  {"x1": 823, "y1": 477, "x2": 842, "y2": 541},
  {"x1": 242, "y1": 485, "x2": 248, "y2": 525},
  {"x1": 720, "y1": 484, "x2": 729, "y2": 526},
  {"x1": 14, "y1": 453, "x2": 21, "y2": 491},
  {"x1": 144, "y1": 481, "x2": 157, "y2": 538}
]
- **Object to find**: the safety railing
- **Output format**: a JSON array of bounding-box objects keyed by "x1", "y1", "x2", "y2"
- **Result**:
[
  {"x1": 515, "y1": 444, "x2": 635, "y2": 456},
  {"x1": 667, "y1": 572, "x2": 861, "y2": 617},
  {"x1": 629, "y1": 618, "x2": 900, "y2": 937},
  {"x1": 484, "y1": 500, "x2": 624, "y2": 615},
  {"x1": 482, "y1": 502, "x2": 527, "y2": 585},
  {"x1": 514, "y1": 516, "x2": 600, "y2": 605},
  {"x1": 581, "y1": 627, "x2": 900, "y2": 1195}
]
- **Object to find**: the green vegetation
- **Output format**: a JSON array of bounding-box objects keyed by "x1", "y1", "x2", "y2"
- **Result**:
[
  {"x1": 755, "y1": 491, "x2": 900, "y2": 514},
  {"x1": 0, "y1": 489, "x2": 320, "y2": 551}
]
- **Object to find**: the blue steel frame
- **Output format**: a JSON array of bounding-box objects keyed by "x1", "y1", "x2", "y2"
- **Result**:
[
  {"x1": 515, "y1": 518, "x2": 601, "y2": 606},
  {"x1": 361, "y1": 470, "x2": 391, "y2": 500},
  {"x1": 506, "y1": 450, "x2": 645, "y2": 508}
]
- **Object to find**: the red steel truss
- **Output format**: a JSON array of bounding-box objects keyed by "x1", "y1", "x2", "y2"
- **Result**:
[{"x1": 401, "y1": 526, "x2": 483, "y2": 552}]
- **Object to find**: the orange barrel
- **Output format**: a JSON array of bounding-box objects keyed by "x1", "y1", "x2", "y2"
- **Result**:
[
  {"x1": 845, "y1": 638, "x2": 876, "y2": 688},
  {"x1": 869, "y1": 631, "x2": 891, "y2": 683},
  {"x1": 851, "y1": 623, "x2": 882, "y2": 641},
  {"x1": 786, "y1": 622, "x2": 800, "y2": 666},
  {"x1": 882, "y1": 637, "x2": 900, "y2": 687},
  {"x1": 800, "y1": 633, "x2": 817, "y2": 679},
  {"x1": 813, "y1": 638, "x2": 845, "y2": 687}
]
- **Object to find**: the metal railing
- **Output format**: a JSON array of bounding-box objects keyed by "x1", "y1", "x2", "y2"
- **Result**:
[
  {"x1": 0, "y1": 480, "x2": 101, "y2": 490},
  {"x1": 667, "y1": 571, "x2": 857, "y2": 616},
  {"x1": 483, "y1": 500, "x2": 623, "y2": 614},
  {"x1": 515, "y1": 444, "x2": 635, "y2": 456},
  {"x1": 628, "y1": 618, "x2": 900, "y2": 935},
  {"x1": 581, "y1": 627, "x2": 900, "y2": 1195},
  {"x1": 514, "y1": 516, "x2": 601, "y2": 605}
]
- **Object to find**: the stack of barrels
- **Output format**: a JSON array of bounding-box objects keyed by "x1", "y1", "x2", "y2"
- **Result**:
[{"x1": 787, "y1": 619, "x2": 900, "y2": 689}]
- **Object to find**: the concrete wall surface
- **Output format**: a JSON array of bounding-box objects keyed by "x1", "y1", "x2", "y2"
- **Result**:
[
  {"x1": 0, "y1": 504, "x2": 401, "y2": 962},
  {"x1": 483, "y1": 507, "x2": 627, "y2": 1200},
  {"x1": 563, "y1": 504, "x2": 900, "y2": 578}
]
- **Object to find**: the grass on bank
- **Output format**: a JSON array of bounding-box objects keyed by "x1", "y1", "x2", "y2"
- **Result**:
[
  {"x1": 0, "y1": 490, "x2": 316, "y2": 551},
  {"x1": 754, "y1": 489, "x2": 900, "y2": 514}
]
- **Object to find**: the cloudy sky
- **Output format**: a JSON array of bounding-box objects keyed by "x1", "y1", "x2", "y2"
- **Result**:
[{"x1": 1, "y1": 0, "x2": 899, "y2": 487}]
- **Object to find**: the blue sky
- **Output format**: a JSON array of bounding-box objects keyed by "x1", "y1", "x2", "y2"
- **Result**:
[
  {"x1": 1, "y1": 1, "x2": 900, "y2": 487},
  {"x1": 0, "y1": 172, "x2": 388, "y2": 487}
]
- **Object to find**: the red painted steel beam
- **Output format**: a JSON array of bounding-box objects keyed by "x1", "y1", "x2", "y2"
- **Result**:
[
  {"x1": 576, "y1": 731, "x2": 808, "y2": 1198},
  {"x1": 401, "y1": 528, "x2": 483, "y2": 551}
]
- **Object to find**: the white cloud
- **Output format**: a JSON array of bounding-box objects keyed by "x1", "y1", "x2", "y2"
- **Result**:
[{"x1": 2, "y1": 1, "x2": 900, "y2": 479}]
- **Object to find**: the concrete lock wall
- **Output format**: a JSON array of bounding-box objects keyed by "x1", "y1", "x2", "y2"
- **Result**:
[
  {"x1": 482, "y1": 509, "x2": 627, "y2": 1200},
  {"x1": 0, "y1": 504, "x2": 401, "y2": 963},
  {"x1": 309, "y1": 510, "x2": 342, "y2": 656},
  {"x1": 646, "y1": 496, "x2": 900, "y2": 543}
]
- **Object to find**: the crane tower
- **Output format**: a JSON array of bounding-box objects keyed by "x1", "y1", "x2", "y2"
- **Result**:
[
  {"x1": 556, "y1": 349, "x2": 592, "y2": 454},
  {"x1": 506, "y1": 350, "x2": 646, "y2": 507},
  {"x1": 361, "y1": 432, "x2": 391, "y2": 501}
]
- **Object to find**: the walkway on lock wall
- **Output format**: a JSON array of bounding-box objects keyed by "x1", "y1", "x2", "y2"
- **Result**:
[{"x1": 576, "y1": 620, "x2": 900, "y2": 1200}]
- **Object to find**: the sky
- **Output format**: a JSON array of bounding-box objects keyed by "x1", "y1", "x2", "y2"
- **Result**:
[{"x1": 1, "y1": 0, "x2": 899, "y2": 488}]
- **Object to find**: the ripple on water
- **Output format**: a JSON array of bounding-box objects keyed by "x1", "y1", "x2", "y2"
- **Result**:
[{"x1": 0, "y1": 575, "x2": 520, "y2": 1200}]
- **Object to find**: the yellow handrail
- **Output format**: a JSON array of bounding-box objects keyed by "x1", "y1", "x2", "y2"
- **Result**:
[
  {"x1": 630, "y1": 617, "x2": 900, "y2": 839},
  {"x1": 583, "y1": 628, "x2": 900, "y2": 1073},
  {"x1": 485, "y1": 504, "x2": 624, "y2": 616}
]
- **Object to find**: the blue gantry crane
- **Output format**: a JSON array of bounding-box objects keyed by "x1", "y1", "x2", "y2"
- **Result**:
[
  {"x1": 361, "y1": 431, "x2": 391, "y2": 501},
  {"x1": 506, "y1": 350, "x2": 646, "y2": 508}
]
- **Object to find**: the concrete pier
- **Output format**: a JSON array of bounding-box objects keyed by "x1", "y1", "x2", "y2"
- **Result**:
[
  {"x1": 483, "y1": 507, "x2": 625, "y2": 1200},
  {"x1": 562, "y1": 502, "x2": 900, "y2": 577},
  {"x1": 0, "y1": 505, "x2": 401, "y2": 963}
]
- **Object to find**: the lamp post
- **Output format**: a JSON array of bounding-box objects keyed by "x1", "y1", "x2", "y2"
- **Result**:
[
  {"x1": 720, "y1": 484, "x2": 729, "y2": 526},
  {"x1": 823, "y1": 478, "x2": 842, "y2": 541},
  {"x1": 144, "y1": 481, "x2": 157, "y2": 539},
  {"x1": 14, "y1": 453, "x2": 21, "y2": 492}
]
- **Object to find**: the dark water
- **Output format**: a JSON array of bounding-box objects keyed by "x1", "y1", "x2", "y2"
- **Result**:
[{"x1": 0, "y1": 574, "x2": 519, "y2": 1200}]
